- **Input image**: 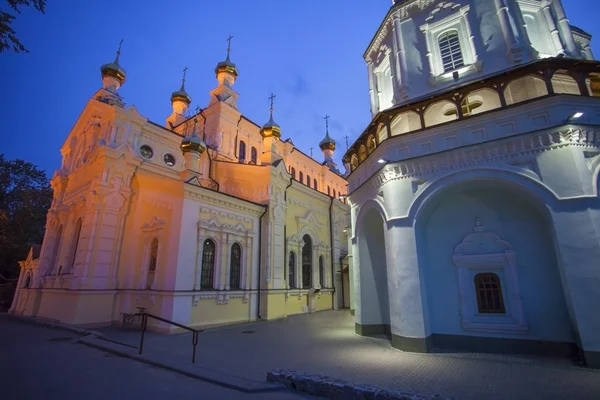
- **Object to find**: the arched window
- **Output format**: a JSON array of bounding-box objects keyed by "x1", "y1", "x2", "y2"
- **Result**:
[
  {"x1": 313, "y1": 179, "x2": 318, "y2": 190},
  {"x1": 239, "y1": 141, "x2": 246, "y2": 163},
  {"x1": 250, "y1": 147, "x2": 258, "y2": 164},
  {"x1": 146, "y1": 238, "x2": 158, "y2": 289},
  {"x1": 367, "y1": 136, "x2": 376, "y2": 154},
  {"x1": 23, "y1": 274, "x2": 31, "y2": 288},
  {"x1": 288, "y1": 251, "x2": 296, "y2": 289},
  {"x1": 474, "y1": 273, "x2": 505, "y2": 314},
  {"x1": 299, "y1": 171, "x2": 304, "y2": 183},
  {"x1": 439, "y1": 31, "x2": 464, "y2": 73},
  {"x1": 327, "y1": 186, "x2": 331, "y2": 196},
  {"x1": 67, "y1": 218, "x2": 82, "y2": 274},
  {"x1": 201, "y1": 239, "x2": 216, "y2": 289},
  {"x1": 291, "y1": 167, "x2": 296, "y2": 179},
  {"x1": 319, "y1": 256, "x2": 325, "y2": 288},
  {"x1": 359, "y1": 145, "x2": 367, "y2": 162},
  {"x1": 49, "y1": 225, "x2": 63, "y2": 275},
  {"x1": 229, "y1": 243, "x2": 241, "y2": 289},
  {"x1": 306, "y1": 175, "x2": 311, "y2": 186},
  {"x1": 351, "y1": 155, "x2": 359, "y2": 170},
  {"x1": 333, "y1": 189, "x2": 337, "y2": 199},
  {"x1": 302, "y1": 235, "x2": 313, "y2": 289}
]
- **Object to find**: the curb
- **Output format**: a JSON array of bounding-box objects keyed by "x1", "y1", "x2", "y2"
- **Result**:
[
  {"x1": 3, "y1": 312, "x2": 103, "y2": 337},
  {"x1": 77, "y1": 335, "x2": 286, "y2": 394}
]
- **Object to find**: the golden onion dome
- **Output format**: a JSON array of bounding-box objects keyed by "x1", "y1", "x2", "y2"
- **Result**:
[
  {"x1": 180, "y1": 119, "x2": 206, "y2": 154},
  {"x1": 215, "y1": 54, "x2": 238, "y2": 78},
  {"x1": 181, "y1": 133, "x2": 207, "y2": 155},
  {"x1": 319, "y1": 131, "x2": 336, "y2": 151},
  {"x1": 260, "y1": 115, "x2": 281, "y2": 139},
  {"x1": 171, "y1": 86, "x2": 192, "y2": 105},
  {"x1": 101, "y1": 60, "x2": 126, "y2": 85}
]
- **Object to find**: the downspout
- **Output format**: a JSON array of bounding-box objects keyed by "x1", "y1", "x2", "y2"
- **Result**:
[
  {"x1": 329, "y1": 196, "x2": 336, "y2": 310},
  {"x1": 283, "y1": 176, "x2": 294, "y2": 286},
  {"x1": 197, "y1": 107, "x2": 220, "y2": 191},
  {"x1": 234, "y1": 115, "x2": 243, "y2": 158},
  {"x1": 256, "y1": 205, "x2": 268, "y2": 320},
  {"x1": 339, "y1": 255, "x2": 345, "y2": 308}
]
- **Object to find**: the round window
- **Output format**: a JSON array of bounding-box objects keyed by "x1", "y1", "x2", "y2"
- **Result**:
[
  {"x1": 140, "y1": 145, "x2": 153, "y2": 159},
  {"x1": 163, "y1": 153, "x2": 176, "y2": 167}
]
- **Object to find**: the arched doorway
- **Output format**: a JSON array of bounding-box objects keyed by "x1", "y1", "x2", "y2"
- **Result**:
[
  {"x1": 302, "y1": 235, "x2": 312, "y2": 289},
  {"x1": 356, "y1": 207, "x2": 390, "y2": 334},
  {"x1": 416, "y1": 180, "x2": 575, "y2": 354}
]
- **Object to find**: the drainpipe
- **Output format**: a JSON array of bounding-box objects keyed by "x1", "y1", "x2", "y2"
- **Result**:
[
  {"x1": 196, "y1": 107, "x2": 220, "y2": 191},
  {"x1": 234, "y1": 116, "x2": 243, "y2": 158},
  {"x1": 256, "y1": 205, "x2": 268, "y2": 320},
  {"x1": 283, "y1": 176, "x2": 294, "y2": 286},
  {"x1": 339, "y1": 255, "x2": 345, "y2": 308},
  {"x1": 329, "y1": 196, "x2": 336, "y2": 310}
]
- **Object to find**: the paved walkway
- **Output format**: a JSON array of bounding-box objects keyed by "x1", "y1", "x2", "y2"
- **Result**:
[
  {"x1": 96, "y1": 310, "x2": 600, "y2": 400},
  {"x1": 0, "y1": 314, "x2": 316, "y2": 400}
]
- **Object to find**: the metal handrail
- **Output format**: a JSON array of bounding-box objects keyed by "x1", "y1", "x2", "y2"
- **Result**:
[{"x1": 135, "y1": 312, "x2": 203, "y2": 364}]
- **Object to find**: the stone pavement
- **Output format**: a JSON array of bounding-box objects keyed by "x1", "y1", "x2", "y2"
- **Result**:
[
  {"x1": 95, "y1": 310, "x2": 600, "y2": 400},
  {"x1": 0, "y1": 314, "x2": 318, "y2": 400}
]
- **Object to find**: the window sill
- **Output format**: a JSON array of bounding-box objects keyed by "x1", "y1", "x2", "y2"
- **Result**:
[
  {"x1": 462, "y1": 314, "x2": 528, "y2": 334},
  {"x1": 429, "y1": 61, "x2": 483, "y2": 86}
]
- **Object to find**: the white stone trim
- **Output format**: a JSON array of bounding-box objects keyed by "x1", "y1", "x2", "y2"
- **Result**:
[
  {"x1": 420, "y1": 4, "x2": 480, "y2": 83},
  {"x1": 452, "y1": 218, "x2": 528, "y2": 334}
]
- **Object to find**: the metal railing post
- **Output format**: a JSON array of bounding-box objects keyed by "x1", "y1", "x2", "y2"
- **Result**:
[
  {"x1": 192, "y1": 331, "x2": 198, "y2": 364},
  {"x1": 138, "y1": 313, "x2": 147, "y2": 356}
]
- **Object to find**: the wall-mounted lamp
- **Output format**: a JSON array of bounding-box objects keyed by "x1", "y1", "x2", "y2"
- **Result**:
[
  {"x1": 377, "y1": 158, "x2": 387, "y2": 164},
  {"x1": 568, "y1": 111, "x2": 584, "y2": 121}
]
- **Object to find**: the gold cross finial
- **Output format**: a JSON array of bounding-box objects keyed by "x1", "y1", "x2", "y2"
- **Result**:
[
  {"x1": 181, "y1": 66, "x2": 188, "y2": 87},
  {"x1": 344, "y1": 135, "x2": 350, "y2": 151},
  {"x1": 115, "y1": 38, "x2": 124, "y2": 63},
  {"x1": 226, "y1": 35, "x2": 234, "y2": 56},
  {"x1": 324, "y1": 115, "x2": 330, "y2": 135}
]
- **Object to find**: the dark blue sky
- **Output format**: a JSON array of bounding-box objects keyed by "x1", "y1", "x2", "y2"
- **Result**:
[{"x1": 2, "y1": 0, "x2": 598, "y2": 177}]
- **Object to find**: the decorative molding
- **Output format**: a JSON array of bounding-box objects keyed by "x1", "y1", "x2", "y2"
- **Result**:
[
  {"x1": 452, "y1": 218, "x2": 528, "y2": 334},
  {"x1": 296, "y1": 210, "x2": 323, "y2": 229},
  {"x1": 357, "y1": 128, "x2": 600, "y2": 192},
  {"x1": 142, "y1": 216, "x2": 166, "y2": 232}
]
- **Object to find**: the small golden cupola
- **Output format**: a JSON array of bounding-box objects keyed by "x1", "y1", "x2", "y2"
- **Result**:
[
  {"x1": 180, "y1": 116, "x2": 207, "y2": 155},
  {"x1": 171, "y1": 66, "x2": 192, "y2": 107},
  {"x1": 260, "y1": 93, "x2": 282, "y2": 139},
  {"x1": 319, "y1": 114, "x2": 336, "y2": 152},
  {"x1": 100, "y1": 39, "x2": 126, "y2": 92},
  {"x1": 215, "y1": 35, "x2": 239, "y2": 86}
]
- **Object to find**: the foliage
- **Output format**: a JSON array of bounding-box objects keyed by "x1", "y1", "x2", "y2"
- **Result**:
[
  {"x1": 0, "y1": 154, "x2": 52, "y2": 278},
  {"x1": 0, "y1": 0, "x2": 46, "y2": 53}
]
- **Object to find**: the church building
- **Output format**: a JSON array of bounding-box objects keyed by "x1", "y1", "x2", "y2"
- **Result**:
[
  {"x1": 10, "y1": 39, "x2": 350, "y2": 331},
  {"x1": 344, "y1": 0, "x2": 600, "y2": 368}
]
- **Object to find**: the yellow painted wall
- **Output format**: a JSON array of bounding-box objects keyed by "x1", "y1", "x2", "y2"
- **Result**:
[
  {"x1": 264, "y1": 292, "x2": 287, "y2": 320},
  {"x1": 34, "y1": 291, "x2": 115, "y2": 326},
  {"x1": 285, "y1": 293, "x2": 308, "y2": 316},
  {"x1": 314, "y1": 292, "x2": 332, "y2": 311},
  {"x1": 190, "y1": 297, "x2": 250, "y2": 328}
]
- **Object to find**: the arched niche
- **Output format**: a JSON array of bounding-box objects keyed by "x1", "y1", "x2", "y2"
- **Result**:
[
  {"x1": 376, "y1": 123, "x2": 388, "y2": 143},
  {"x1": 424, "y1": 100, "x2": 458, "y2": 127},
  {"x1": 552, "y1": 72, "x2": 581, "y2": 95},
  {"x1": 358, "y1": 145, "x2": 367, "y2": 162},
  {"x1": 460, "y1": 88, "x2": 502, "y2": 117},
  {"x1": 367, "y1": 135, "x2": 376, "y2": 154},
  {"x1": 390, "y1": 111, "x2": 421, "y2": 136},
  {"x1": 504, "y1": 75, "x2": 548, "y2": 105}
]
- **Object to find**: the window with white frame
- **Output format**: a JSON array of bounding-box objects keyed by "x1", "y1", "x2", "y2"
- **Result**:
[
  {"x1": 439, "y1": 31, "x2": 464, "y2": 72},
  {"x1": 375, "y1": 56, "x2": 393, "y2": 110},
  {"x1": 420, "y1": 5, "x2": 477, "y2": 79},
  {"x1": 452, "y1": 219, "x2": 528, "y2": 333}
]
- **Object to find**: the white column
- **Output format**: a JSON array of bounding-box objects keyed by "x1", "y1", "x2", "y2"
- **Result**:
[
  {"x1": 218, "y1": 232, "x2": 227, "y2": 290},
  {"x1": 420, "y1": 25, "x2": 436, "y2": 76},
  {"x1": 494, "y1": 0, "x2": 519, "y2": 50},
  {"x1": 542, "y1": 3, "x2": 565, "y2": 55},
  {"x1": 194, "y1": 229, "x2": 203, "y2": 290},
  {"x1": 385, "y1": 220, "x2": 431, "y2": 351},
  {"x1": 550, "y1": 208, "x2": 600, "y2": 368},
  {"x1": 367, "y1": 61, "x2": 379, "y2": 116},
  {"x1": 551, "y1": 0, "x2": 578, "y2": 56}
]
